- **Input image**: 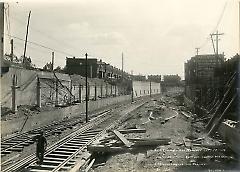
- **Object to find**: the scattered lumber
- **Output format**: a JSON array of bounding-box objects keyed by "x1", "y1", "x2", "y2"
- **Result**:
[
  {"x1": 181, "y1": 111, "x2": 191, "y2": 119},
  {"x1": 87, "y1": 145, "x2": 127, "y2": 153},
  {"x1": 127, "y1": 137, "x2": 171, "y2": 142},
  {"x1": 134, "y1": 139, "x2": 170, "y2": 146},
  {"x1": 112, "y1": 130, "x2": 133, "y2": 148},
  {"x1": 164, "y1": 115, "x2": 177, "y2": 123},
  {"x1": 191, "y1": 137, "x2": 205, "y2": 142},
  {"x1": 183, "y1": 138, "x2": 192, "y2": 148},
  {"x1": 192, "y1": 117, "x2": 211, "y2": 123},
  {"x1": 88, "y1": 128, "x2": 171, "y2": 154},
  {"x1": 118, "y1": 128, "x2": 146, "y2": 134},
  {"x1": 92, "y1": 162, "x2": 106, "y2": 168},
  {"x1": 85, "y1": 158, "x2": 95, "y2": 172}
]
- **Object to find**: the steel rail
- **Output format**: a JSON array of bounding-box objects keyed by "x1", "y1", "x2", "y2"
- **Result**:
[{"x1": 2, "y1": 111, "x2": 111, "y2": 172}]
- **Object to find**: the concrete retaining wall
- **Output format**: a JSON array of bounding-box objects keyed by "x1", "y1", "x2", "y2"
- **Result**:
[
  {"x1": 132, "y1": 81, "x2": 161, "y2": 97},
  {"x1": 1, "y1": 67, "x2": 123, "y2": 109},
  {"x1": 1, "y1": 95, "x2": 131, "y2": 137}
]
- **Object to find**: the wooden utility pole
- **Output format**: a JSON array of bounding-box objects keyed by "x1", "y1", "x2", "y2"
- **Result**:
[
  {"x1": 210, "y1": 31, "x2": 224, "y2": 55},
  {"x1": 150, "y1": 81, "x2": 152, "y2": 97},
  {"x1": 122, "y1": 52, "x2": 124, "y2": 80},
  {"x1": 79, "y1": 84, "x2": 82, "y2": 103},
  {"x1": 239, "y1": 1, "x2": 240, "y2": 54},
  {"x1": 51, "y1": 52, "x2": 54, "y2": 71},
  {"x1": 10, "y1": 39, "x2": 13, "y2": 61},
  {"x1": 36, "y1": 77, "x2": 41, "y2": 108},
  {"x1": 195, "y1": 48, "x2": 200, "y2": 55},
  {"x1": 12, "y1": 75, "x2": 19, "y2": 113},
  {"x1": 1, "y1": 3, "x2": 4, "y2": 59},
  {"x1": 210, "y1": 34, "x2": 216, "y2": 54},
  {"x1": 85, "y1": 53, "x2": 88, "y2": 123},
  {"x1": 23, "y1": 11, "x2": 31, "y2": 58}
]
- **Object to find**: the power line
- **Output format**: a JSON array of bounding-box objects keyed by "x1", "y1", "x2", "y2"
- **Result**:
[
  {"x1": 6, "y1": 34, "x2": 77, "y2": 57},
  {"x1": 198, "y1": 1, "x2": 228, "y2": 51},
  {"x1": 211, "y1": 1, "x2": 228, "y2": 33},
  {"x1": 10, "y1": 15, "x2": 81, "y2": 52}
]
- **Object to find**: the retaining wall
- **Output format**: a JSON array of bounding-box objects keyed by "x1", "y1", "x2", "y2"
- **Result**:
[
  {"x1": 1, "y1": 95, "x2": 131, "y2": 137},
  {"x1": 132, "y1": 81, "x2": 161, "y2": 97}
]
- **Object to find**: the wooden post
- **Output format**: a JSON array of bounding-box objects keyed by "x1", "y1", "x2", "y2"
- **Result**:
[
  {"x1": 51, "y1": 52, "x2": 54, "y2": 71},
  {"x1": 208, "y1": 94, "x2": 237, "y2": 136},
  {"x1": 10, "y1": 39, "x2": 13, "y2": 61},
  {"x1": 55, "y1": 79, "x2": 58, "y2": 106},
  {"x1": 69, "y1": 80, "x2": 73, "y2": 104},
  {"x1": 79, "y1": 84, "x2": 82, "y2": 103},
  {"x1": 100, "y1": 84, "x2": 103, "y2": 98},
  {"x1": 150, "y1": 81, "x2": 152, "y2": 97},
  {"x1": 206, "y1": 76, "x2": 235, "y2": 130},
  {"x1": 106, "y1": 84, "x2": 108, "y2": 97},
  {"x1": 23, "y1": 11, "x2": 31, "y2": 58},
  {"x1": 37, "y1": 77, "x2": 41, "y2": 108},
  {"x1": 85, "y1": 53, "x2": 88, "y2": 123},
  {"x1": 11, "y1": 75, "x2": 18, "y2": 113},
  {"x1": 131, "y1": 87, "x2": 134, "y2": 102},
  {"x1": 88, "y1": 83, "x2": 90, "y2": 101},
  {"x1": 94, "y1": 83, "x2": 97, "y2": 101},
  {"x1": 110, "y1": 84, "x2": 112, "y2": 96}
]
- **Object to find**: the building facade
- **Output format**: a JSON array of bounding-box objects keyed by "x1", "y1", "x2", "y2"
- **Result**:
[{"x1": 184, "y1": 54, "x2": 224, "y2": 105}]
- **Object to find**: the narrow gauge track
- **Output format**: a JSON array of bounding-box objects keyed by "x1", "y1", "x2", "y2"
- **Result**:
[
  {"x1": 1, "y1": 110, "x2": 109, "y2": 156},
  {"x1": 2, "y1": 100, "x2": 147, "y2": 172}
]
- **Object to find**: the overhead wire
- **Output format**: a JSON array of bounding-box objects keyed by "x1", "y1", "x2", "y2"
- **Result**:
[
  {"x1": 6, "y1": 34, "x2": 78, "y2": 57},
  {"x1": 198, "y1": 1, "x2": 228, "y2": 49}
]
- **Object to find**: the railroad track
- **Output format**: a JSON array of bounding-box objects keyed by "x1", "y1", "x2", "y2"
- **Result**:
[
  {"x1": 1, "y1": 110, "x2": 109, "y2": 156},
  {"x1": 2, "y1": 100, "x2": 147, "y2": 172}
]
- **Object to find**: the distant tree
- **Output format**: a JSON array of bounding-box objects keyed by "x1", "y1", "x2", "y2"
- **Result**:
[
  {"x1": 54, "y1": 66, "x2": 64, "y2": 73},
  {"x1": 42, "y1": 62, "x2": 52, "y2": 71},
  {"x1": 22, "y1": 56, "x2": 35, "y2": 69}
]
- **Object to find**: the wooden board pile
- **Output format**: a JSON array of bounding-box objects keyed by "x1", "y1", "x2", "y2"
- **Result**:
[{"x1": 87, "y1": 128, "x2": 171, "y2": 153}]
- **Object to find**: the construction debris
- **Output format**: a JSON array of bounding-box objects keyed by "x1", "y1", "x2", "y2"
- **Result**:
[
  {"x1": 87, "y1": 128, "x2": 171, "y2": 154},
  {"x1": 112, "y1": 130, "x2": 133, "y2": 148}
]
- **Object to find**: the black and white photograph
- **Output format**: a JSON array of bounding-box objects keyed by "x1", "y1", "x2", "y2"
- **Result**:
[{"x1": 0, "y1": 0, "x2": 239, "y2": 171}]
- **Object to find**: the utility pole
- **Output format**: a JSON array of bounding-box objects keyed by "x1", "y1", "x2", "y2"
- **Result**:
[
  {"x1": 150, "y1": 81, "x2": 152, "y2": 97},
  {"x1": 10, "y1": 39, "x2": 13, "y2": 61},
  {"x1": 37, "y1": 77, "x2": 41, "y2": 108},
  {"x1": 51, "y1": 52, "x2": 54, "y2": 71},
  {"x1": 1, "y1": 3, "x2": 4, "y2": 59},
  {"x1": 210, "y1": 34, "x2": 216, "y2": 54},
  {"x1": 195, "y1": 48, "x2": 200, "y2": 55},
  {"x1": 85, "y1": 53, "x2": 88, "y2": 123},
  {"x1": 23, "y1": 11, "x2": 31, "y2": 58},
  {"x1": 210, "y1": 31, "x2": 224, "y2": 55},
  {"x1": 239, "y1": 1, "x2": 240, "y2": 54},
  {"x1": 122, "y1": 52, "x2": 123, "y2": 81}
]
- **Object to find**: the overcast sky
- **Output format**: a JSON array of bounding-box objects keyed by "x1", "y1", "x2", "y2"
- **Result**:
[{"x1": 4, "y1": 0, "x2": 239, "y2": 78}]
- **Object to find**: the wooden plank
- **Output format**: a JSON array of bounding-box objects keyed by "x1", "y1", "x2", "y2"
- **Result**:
[
  {"x1": 134, "y1": 139, "x2": 170, "y2": 146},
  {"x1": 165, "y1": 115, "x2": 177, "y2": 122},
  {"x1": 87, "y1": 145, "x2": 127, "y2": 153},
  {"x1": 181, "y1": 111, "x2": 191, "y2": 119},
  {"x1": 112, "y1": 130, "x2": 133, "y2": 148},
  {"x1": 127, "y1": 138, "x2": 171, "y2": 142},
  {"x1": 85, "y1": 158, "x2": 95, "y2": 172},
  {"x1": 118, "y1": 128, "x2": 146, "y2": 134}
]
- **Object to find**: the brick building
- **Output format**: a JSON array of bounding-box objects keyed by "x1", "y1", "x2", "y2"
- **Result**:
[
  {"x1": 184, "y1": 54, "x2": 224, "y2": 105},
  {"x1": 65, "y1": 57, "x2": 126, "y2": 81}
]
